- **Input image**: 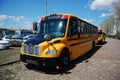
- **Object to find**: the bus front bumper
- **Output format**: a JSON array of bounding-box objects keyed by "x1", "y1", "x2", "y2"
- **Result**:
[{"x1": 20, "y1": 54, "x2": 60, "y2": 67}]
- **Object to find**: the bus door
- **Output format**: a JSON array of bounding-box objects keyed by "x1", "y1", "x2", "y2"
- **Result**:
[{"x1": 67, "y1": 17, "x2": 81, "y2": 60}]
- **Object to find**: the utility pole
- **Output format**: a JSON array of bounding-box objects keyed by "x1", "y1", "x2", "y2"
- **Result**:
[{"x1": 45, "y1": 0, "x2": 48, "y2": 15}]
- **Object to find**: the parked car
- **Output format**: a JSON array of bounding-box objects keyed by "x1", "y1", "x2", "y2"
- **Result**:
[
  {"x1": 2, "y1": 34, "x2": 12, "y2": 41},
  {"x1": 22, "y1": 34, "x2": 35, "y2": 42},
  {"x1": 11, "y1": 34, "x2": 24, "y2": 47},
  {"x1": 0, "y1": 39, "x2": 11, "y2": 49}
]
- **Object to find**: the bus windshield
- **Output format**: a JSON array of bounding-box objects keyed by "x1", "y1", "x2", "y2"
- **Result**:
[{"x1": 36, "y1": 19, "x2": 67, "y2": 37}]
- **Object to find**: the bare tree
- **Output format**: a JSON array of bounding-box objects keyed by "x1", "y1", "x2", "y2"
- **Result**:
[
  {"x1": 100, "y1": 17, "x2": 114, "y2": 36},
  {"x1": 114, "y1": 7, "x2": 120, "y2": 38},
  {"x1": 100, "y1": 7, "x2": 120, "y2": 37}
]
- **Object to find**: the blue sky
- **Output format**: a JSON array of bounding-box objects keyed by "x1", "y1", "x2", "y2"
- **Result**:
[{"x1": 0, "y1": 0, "x2": 119, "y2": 30}]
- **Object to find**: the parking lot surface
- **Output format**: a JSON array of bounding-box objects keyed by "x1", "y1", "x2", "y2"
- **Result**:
[{"x1": 0, "y1": 38, "x2": 120, "y2": 80}]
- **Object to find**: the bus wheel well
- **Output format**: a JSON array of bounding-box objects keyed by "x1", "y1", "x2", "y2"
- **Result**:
[
  {"x1": 60, "y1": 47, "x2": 70, "y2": 60},
  {"x1": 62, "y1": 47, "x2": 70, "y2": 54}
]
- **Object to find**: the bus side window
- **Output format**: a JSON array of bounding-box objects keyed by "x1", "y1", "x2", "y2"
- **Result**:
[
  {"x1": 68, "y1": 18, "x2": 78, "y2": 36},
  {"x1": 78, "y1": 20, "x2": 81, "y2": 33},
  {"x1": 81, "y1": 22, "x2": 84, "y2": 33}
]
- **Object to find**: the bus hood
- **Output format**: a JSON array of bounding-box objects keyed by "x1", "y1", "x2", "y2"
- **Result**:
[{"x1": 24, "y1": 36, "x2": 45, "y2": 45}]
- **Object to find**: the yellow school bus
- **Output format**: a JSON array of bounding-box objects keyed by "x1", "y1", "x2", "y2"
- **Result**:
[
  {"x1": 20, "y1": 14, "x2": 98, "y2": 69},
  {"x1": 98, "y1": 30, "x2": 106, "y2": 43}
]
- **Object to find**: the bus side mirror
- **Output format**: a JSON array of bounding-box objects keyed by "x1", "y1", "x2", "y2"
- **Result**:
[
  {"x1": 44, "y1": 34, "x2": 52, "y2": 41},
  {"x1": 33, "y1": 22, "x2": 38, "y2": 31}
]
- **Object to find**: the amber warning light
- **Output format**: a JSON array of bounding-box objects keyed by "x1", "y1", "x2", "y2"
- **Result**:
[
  {"x1": 61, "y1": 15, "x2": 68, "y2": 19},
  {"x1": 41, "y1": 17, "x2": 45, "y2": 21}
]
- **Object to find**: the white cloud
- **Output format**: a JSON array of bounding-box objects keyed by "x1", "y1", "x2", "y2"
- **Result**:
[
  {"x1": 84, "y1": 0, "x2": 93, "y2": 8},
  {"x1": 24, "y1": 21, "x2": 30, "y2": 24},
  {"x1": 22, "y1": 21, "x2": 32, "y2": 29},
  {"x1": 14, "y1": 16, "x2": 25, "y2": 22},
  {"x1": 0, "y1": 15, "x2": 23, "y2": 22},
  {"x1": 0, "y1": 15, "x2": 15, "y2": 21},
  {"x1": 82, "y1": 18, "x2": 95, "y2": 23},
  {"x1": 0, "y1": 15, "x2": 7, "y2": 21},
  {"x1": 100, "y1": 13, "x2": 107, "y2": 17},
  {"x1": 100, "y1": 12, "x2": 114, "y2": 17},
  {"x1": 0, "y1": 14, "x2": 33, "y2": 29},
  {"x1": 90, "y1": 0, "x2": 120, "y2": 10},
  {"x1": 8, "y1": 16, "x2": 15, "y2": 19}
]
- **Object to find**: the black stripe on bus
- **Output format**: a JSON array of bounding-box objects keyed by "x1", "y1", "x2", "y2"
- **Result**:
[
  {"x1": 67, "y1": 36, "x2": 97, "y2": 41},
  {"x1": 67, "y1": 38, "x2": 78, "y2": 41},
  {"x1": 70, "y1": 40, "x2": 91, "y2": 46},
  {"x1": 67, "y1": 36, "x2": 94, "y2": 41}
]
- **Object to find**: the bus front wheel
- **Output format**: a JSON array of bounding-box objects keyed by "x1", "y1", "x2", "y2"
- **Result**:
[{"x1": 59, "y1": 49, "x2": 70, "y2": 70}]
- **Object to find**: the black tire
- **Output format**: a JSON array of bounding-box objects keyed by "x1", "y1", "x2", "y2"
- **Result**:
[
  {"x1": 25, "y1": 64, "x2": 32, "y2": 69},
  {"x1": 59, "y1": 49, "x2": 70, "y2": 70},
  {"x1": 92, "y1": 41, "x2": 95, "y2": 49}
]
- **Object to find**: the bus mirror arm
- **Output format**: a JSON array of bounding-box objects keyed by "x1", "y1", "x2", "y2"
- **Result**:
[
  {"x1": 44, "y1": 34, "x2": 57, "y2": 51},
  {"x1": 50, "y1": 43, "x2": 57, "y2": 51}
]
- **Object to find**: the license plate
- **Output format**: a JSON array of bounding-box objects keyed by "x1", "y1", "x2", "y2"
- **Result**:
[{"x1": 26, "y1": 59, "x2": 38, "y2": 65}]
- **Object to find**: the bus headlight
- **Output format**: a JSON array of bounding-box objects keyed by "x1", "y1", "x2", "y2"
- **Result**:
[{"x1": 46, "y1": 50, "x2": 57, "y2": 54}]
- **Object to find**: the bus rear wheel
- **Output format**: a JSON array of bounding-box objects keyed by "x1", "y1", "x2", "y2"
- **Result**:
[{"x1": 92, "y1": 41, "x2": 95, "y2": 49}]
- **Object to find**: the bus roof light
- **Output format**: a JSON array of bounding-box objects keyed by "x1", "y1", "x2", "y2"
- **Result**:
[
  {"x1": 41, "y1": 17, "x2": 45, "y2": 21},
  {"x1": 61, "y1": 15, "x2": 68, "y2": 19}
]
